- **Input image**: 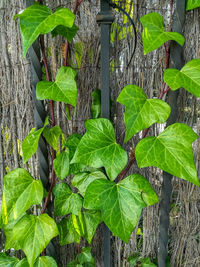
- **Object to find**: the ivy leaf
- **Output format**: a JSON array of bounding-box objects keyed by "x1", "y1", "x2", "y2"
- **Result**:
[
  {"x1": 84, "y1": 174, "x2": 158, "y2": 243},
  {"x1": 1, "y1": 168, "x2": 43, "y2": 225},
  {"x1": 36, "y1": 67, "x2": 77, "y2": 106},
  {"x1": 72, "y1": 210, "x2": 102, "y2": 243},
  {"x1": 77, "y1": 247, "x2": 95, "y2": 265},
  {"x1": 186, "y1": 0, "x2": 200, "y2": 10},
  {"x1": 53, "y1": 183, "x2": 83, "y2": 216},
  {"x1": 135, "y1": 123, "x2": 200, "y2": 186},
  {"x1": 58, "y1": 217, "x2": 80, "y2": 245},
  {"x1": 16, "y1": 257, "x2": 57, "y2": 267},
  {"x1": 52, "y1": 24, "x2": 78, "y2": 42},
  {"x1": 54, "y1": 151, "x2": 69, "y2": 180},
  {"x1": 65, "y1": 134, "x2": 82, "y2": 160},
  {"x1": 22, "y1": 117, "x2": 49, "y2": 163},
  {"x1": 72, "y1": 171, "x2": 107, "y2": 196},
  {"x1": 140, "y1": 12, "x2": 185, "y2": 55},
  {"x1": 14, "y1": 3, "x2": 75, "y2": 57},
  {"x1": 0, "y1": 253, "x2": 19, "y2": 267},
  {"x1": 117, "y1": 85, "x2": 171, "y2": 143},
  {"x1": 164, "y1": 59, "x2": 200, "y2": 97},
  {"x1": 71, "y1": 118, "x2": 128, "y2": 181},
  {"x1": 4, "y1": 214, "x2": 58, "y2": 267},
  {"x1": 43, "y1": 126, "x2": 63, "y2": 151},
  {"x1": 91, "y1": 89, "x2": 101, "y2": 119}
]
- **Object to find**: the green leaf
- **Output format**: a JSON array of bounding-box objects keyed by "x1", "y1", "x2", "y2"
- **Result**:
[
  {"x1": 164, "y1": 59, "x2": 200, "y2": 97},
  {"x1": 72, "y1": 210, "x2": 102, "y2": 243},
  {"x1": 43, "y1": 126, "x2": 63, "y2": 151},
  {"x1": 4, "y1": 214, "x2": 58, "y2": 267},
  {"x1": 67, "y1": 260, "x2": 79, "y2": 267},
  {"x1": 14, "y1": 3, "x2": 75, "y2": 57},
  {"x1": 71, "y1": 118, "x2": 128, "y2": 181},
  {"x1": 58, "y1": 217, "x2": 80, "y2": 245},
  {"x1": 77, "y1": 247, "x2": 95, "y2": 265},
  {"x1": 53, "y1": 183, "x2": 83, "y2": 216},
  {"x1": 186, "y1": 0, "x2": 200, "y2": 10},
  {"x1": 140, "y1": 12, "x2": 185, "y2": 55},
  {"x1": 65, "y1": 134, "x2": 82, "y2": 161},
  {"x1": 16, "y1": 257, "x2": 57, "y2": 267},
  {"x1": 135, "y1": 123, "x2": 200, "y2": 186},
  {"x1": 36, "y1": 67, "x2": 77, "y2": 106},
  {"x1": 117, "y1": 85, "x2": 171, "y2": 143},
  {"x1": 22, "y1": 117, "x2": 49, "y2": 163},
  {"x1": 54, "y1": 150, "x2": 69, "y2": 180},
  {"x1": 52, "y1": 24, "x2": 78, "y2": 42},
  {"x1": 1, "y1": 168, "x2": 43, "y2": 225},
  {"x1": 141, "y1": 257, "x2": 157, "y2": 267},
  {"x1": 84, "y1": 174, "x2": 158, "y2": 243},
  {"x1": 72, "y1": 171, "x2": 107, "y2": 196},
  {"x1": 0, "y1": 253, "x2": 19, "y2": 267},
  {"x1": 91, "y1": 89, "x2": 101, "y2": 119}
]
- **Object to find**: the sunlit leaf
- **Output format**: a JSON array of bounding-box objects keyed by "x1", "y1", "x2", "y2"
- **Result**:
[
  {"x1": 77, "y1": 247, "x2": 95, "y2": 265},
  {"x1": 54, "y1": 150, "x2": 69, "y2": 180},
  {"x1": 43, "y1": 126, "x2": 63, "y2": 151},
  {"x1": 135, "y1": 123, "x2": 200, "y2": 186},
  {"x1": 58, "y1": 217, "x2": 80, "y2": 245},
  {"x1": 16, "y1": 256, "x2": 57, "y2": 267},
  {"x1": 0, "y1": 253, "x2": 19, "y2": 267},
  {"x1": 186, "y1": 0, "x2": 200, "y2": 10}
]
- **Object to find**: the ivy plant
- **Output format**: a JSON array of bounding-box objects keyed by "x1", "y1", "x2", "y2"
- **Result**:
[{"x1": 1, "y1": 1, "x2": 200, "y2": 266}]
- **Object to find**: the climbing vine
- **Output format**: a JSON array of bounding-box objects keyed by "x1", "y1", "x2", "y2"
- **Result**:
[{"x1": 1, "y1": 0, "x2": 200, "y2": 266}]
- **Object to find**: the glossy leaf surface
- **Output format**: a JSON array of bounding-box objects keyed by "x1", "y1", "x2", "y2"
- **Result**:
[
  {"x1": 16, "y1": 257, "x2": 57, "y2": 267},
  {"x1": 54, "y1": 151, "x2": 69, "y2": 180},
  {"x1": 53, "y1": 183, "x2": 82, "y2": 216},
  {"x1": 36, "y1": 67, "x2": 77, "y2": 106},
  {"x1": 84, "y1": 175, "x2": 158, "y2": 243},
  {"x1": 164, "y1": 59, "x2": 200, "y2": 97},
  {"x1": 4, "y1": 214, "x2": 58, "y2": 267},
  {"x1": 71, "y1": 118, "x2": 128, "y2": 181},
  {"x1": 140, "y1": 12, "x2": 185, "y2": 54},
  {"x1": 22, "y1": 117, "x2": 48, "y2": 163},
  {"x1": 14, "y1": 3, "x2": 75, "y2": 57},
  {"x1": 186, "y1": 0, "x2": 200, "y2": 10},
  {"x1": 72, "y1": 171, "x2": 107, "y2": 196},
  {"x1": 1, "y1": 168, "x2": 43, "y2": 225},
  {"x1": 72, "y1": 210, "x2": 102, "y2": 243},
  {"x1": 135, "y1": 123, "x2": 199, "y2": 186},
  {"x1": 117, "y1": 85, "x2": 171, "y2": 142},
  {"x1": 58, "y1": 217, "x2": 80, "y2": 245},
  {"x1": 43, "y1": 126, "x2": 63, "y2": 151},
  {"x1": 0, "y1": 253, "x2": 19, "y2": 267},
  {"x1": 52, "y1": 24, "x2": 78, "y2": 42}
]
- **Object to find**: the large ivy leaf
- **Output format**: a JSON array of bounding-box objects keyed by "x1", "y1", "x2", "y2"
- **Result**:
[
  {"x1": 53, "y1": 183, "x2": 83, "y2": 216},
  {"x1": 36, "y1": 67, "x2": 77, "y2": 106},
  {"x1": 16, "y1": 256, "x2": 57, "y2": 267},
  {"x1": 71, "y1": 118, "x2": 128, "y2": 181},
  {"x1": 72, "y1": 171, "x2": 107, "y2": 196},
  {"x1": 72, "y1": 210, "x2": 102, "y2": 243},
  {"x1": 135, "y1": 123, "x2": 200, "y2": 186},
  {"x1": 4, "y1": 214, "x2": 58, "y2": 267},
  {"x1": 14, "y1": 3, "x2": 75, "y2": 57},
  {"x1": 140, "y1": 12, "x2": 185, "y2": 55},
  {"x1": 53, "y1": 150, "x2": 69, "y2": 180},
  {"x1": 164, "y1": 59, "x2": 200, "y2": 97},
  {"x1": 58, "y1": 217, "x2": 80, "y2": 245},
  {"x1": 1, "y1": 168, "x2": 43, "y2": 225},
  {"x1": 43, "y1": 126, "x2": 63, "y2": 151},
  {"x1": 52, "y1": 24, "x2": 78, "y2": 42},
  {"x1": 186, "y1": 0, "x2": 200, "y2": 10},
  {"x1": 22, "y1": 117, "x2": 49, "y2": 163},
  {"x1": 84, "y1": 174, "x2": 158, "y2": 243},
  {"x1": 0, "y1": 253, "x2": 19, "y2": 267},
  {"x1": 117, "y1": 85, "x2": 171, "y2": 143}
]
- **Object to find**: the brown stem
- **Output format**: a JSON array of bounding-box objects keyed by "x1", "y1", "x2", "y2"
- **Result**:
[{"x1": 77, "y1": 243, "x2": 81, "y2": 254}]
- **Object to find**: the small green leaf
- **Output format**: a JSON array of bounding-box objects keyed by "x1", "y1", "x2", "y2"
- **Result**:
[
  {"x1": 71, "y1": 118, "x2": 128, "y2": 181},
  {"x1": 141, "y1": 257, "x2": 157, "y2": 267},
  {"x1": 16, "y1": 257, "x2": 57, "y2": 267},
  {"x1": 67, "y1": 260, "x2": 79, "y2": 267},
  {"x1": 43, "y1": 126, "x2": 63, "y2": 151},
  {"x1": 164, "y1": 59, "x2": 200, "y2": 97},
  {"x1": 22, "y1": 117, "x2": 48, "y2": 163},
  {"x1": 135, "y1": 123, "x2": 199, "y2": 186},
  {"x1": 58, "y1": 217, "x2": 80, "y2": 245},
  {"x1": 4, "y1": 214, "x2": 59, "y2": 267},
  {"x1": 0, "y1": 253, "x2": 19, "y2": 267},
  {"x1": 52, "y1": 24, "x2": 78, "y2": 42},
  {"x1": 72, "y1": 171, "x2": 107, "y2": 196},
  {"x1": 140, "y1": 12, "x2": 185, "y2": 54},
  {"x1": 65, "y1": 134, "x2": 82, "y2": 160},
  {"x1": 54, "y1": 151, "x2": 69, "y2": 180},
  {"x1": 91, "y1": 89, "x2": 101, "y2": 119},
  {"x1": 36, "y1": 67, "x2": 77, "y2": 106},
  {"x1": 84, "y1": 174, "x2": 158, "y2": 243},
  {"x1": 117, "y1": 85, "x2": 171, "y2": 142},
  {"x1": 186, "y1": 0, "x2": 200, "y2": 10},
  {"x1": 1, "y1": 168, "x2": 43, "y2": 225},
  {"x1": 72, "y1": 210, "x2": 102, "y2": 243},
  {"x1": 53, "y1": 183, "x2": 82, "y2": 216},
  {"x1": 14, "y1": 3, "x2": 75, "y2": 57},
  {"x1": 77, "y1": 247, "x2": 95, "y2": 265}
]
